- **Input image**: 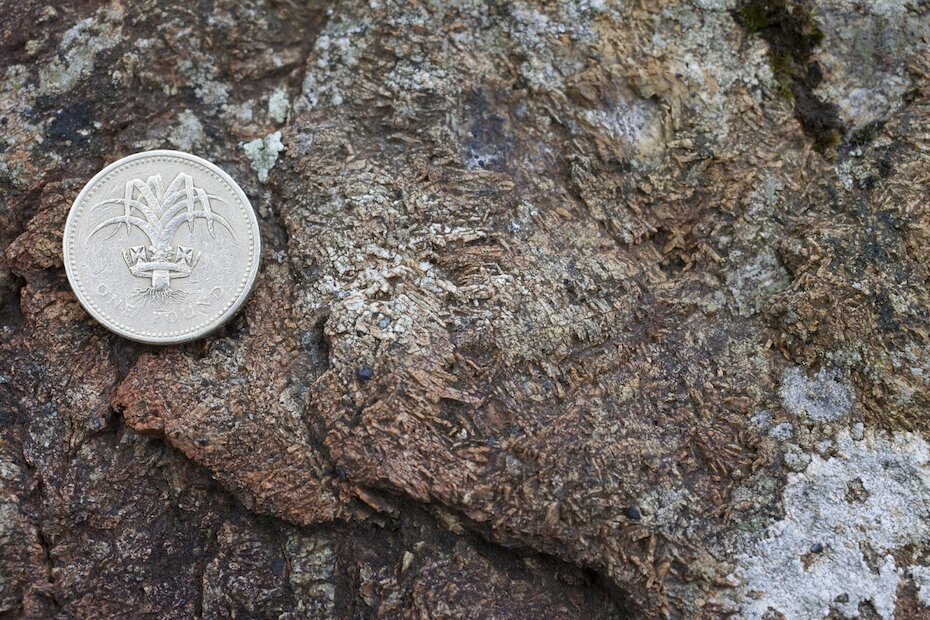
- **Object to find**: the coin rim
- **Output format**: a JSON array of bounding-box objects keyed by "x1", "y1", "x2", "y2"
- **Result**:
[{"x1": 63, "y1": 150, "x2": 261, "y2": 345}]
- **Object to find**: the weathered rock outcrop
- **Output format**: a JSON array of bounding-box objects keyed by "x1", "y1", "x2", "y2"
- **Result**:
[{"x1": 2, "y1": 0, "x2": 930, "y2": 617}]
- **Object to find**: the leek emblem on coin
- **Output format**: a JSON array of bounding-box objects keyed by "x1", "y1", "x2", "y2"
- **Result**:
[
  {"x1": 63, "y1": 150, "x2": 261, "y2": 344},
  {"x1": 93, "y1": 171, "x2": 232, "y2": 299}
]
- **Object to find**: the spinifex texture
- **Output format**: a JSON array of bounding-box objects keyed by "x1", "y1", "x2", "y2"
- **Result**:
[{"x1": 2, "y1": 1, "x2": 930, "y2": 618}]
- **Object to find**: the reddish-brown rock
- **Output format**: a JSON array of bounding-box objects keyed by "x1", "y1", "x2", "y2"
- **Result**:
[{"x1": 3, "y1": 0, "x2": 930, "y2": 618}]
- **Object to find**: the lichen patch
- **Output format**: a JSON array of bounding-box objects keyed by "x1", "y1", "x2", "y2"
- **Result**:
[
  {"x1": 169, "y1": 110, "x2": 205, "y2": 151},
  {"x1": 909, "y1": 565, "x2": 930, "y2": 609},
  {"x1": 37, "y1": 2, "x2": 124, "y2": 96},
  {"x1": 729, "y1": 428, "x2": 930, "y2": 619},
  {"x1": 780, "y1": 366, "x2": 854, "y2": 422},
  {"x1": 242, "y1": 131, "x2": 284, "y2": 183},
  {"x1": 268, "y1": 88, "x2": 290, "y2": 124}
]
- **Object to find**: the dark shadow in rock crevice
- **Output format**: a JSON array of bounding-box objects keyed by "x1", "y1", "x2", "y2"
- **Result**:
[
  {"x1": 330, "y1": 486, "x2": 637, "y2": 619},
  {"x1": 733, "y1": 0, "x2": 846, "y2": 153}
]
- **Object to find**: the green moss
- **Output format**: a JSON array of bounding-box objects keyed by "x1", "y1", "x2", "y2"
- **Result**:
[
  {"x1": 738, "y1": 5, "x2": 770, "y2": 36},
  {"x1": 769, "y1": 52, "x2": 798, "y2": 99},
  {"x1": 849, "y1": 121, "x2": 885, "y2": 147},
  {"x1": 735, "y1": 0, "x2": 825, "y2": 99},
  {"x1": 734, "y1": 0, "x2": 844, "y2": 153}
]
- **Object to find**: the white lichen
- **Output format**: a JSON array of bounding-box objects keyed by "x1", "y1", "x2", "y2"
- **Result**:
[
  {"x1": 168, "y1": 109, "x2": 204, "y2": 151},
  {"x1": 171, "y1": 31, "x2": 229, "y2": 107},
  {"x1": 38, "y1": 2, "x2": 124, "y2": 95},
  {"x1": 750, "y1": 410, "x2": 773, "y2": 431},
  {"x1": 726, "y1": 250, "x2": 791, "y2": 317},
  {"x1": 780, "y1": 366, "x2": 854, "y2": 422},
  {"x1": 639, "y1": 1, "x2": 775, "y2": 134},
  {"x1": 581, "y1": 98, "x2": 663, "y2": 156},
  {"x1": 242, "y1": 131, "x2": 284, "y2": 183},
  {"x1": 811, "y1": 0, "x2": 930, "y2": 130},
  {"x1": 731, "y1": 428, "x2": 930, "y2": 619},
  {"x1": 298, "y1": 18, "x2": 368, "y2": 112},
  {"x1": 769, "y1": 422, "x2": 793, "y2": 441},
  {"x1": 268, "y1": 88, "x2": 290, "y2": 124},
  {"x1": 910, "y1": 565, "x2": 930, "y2": 608},
  {"x1": 194, "y1": 80, "x2": 230, "y2": 107},
  {"x1": 225, "y1": 101, "x2": 254, "y2": 123},
  {"x1": 285, "y1": 531, "x2": 336, "y2": 616}
]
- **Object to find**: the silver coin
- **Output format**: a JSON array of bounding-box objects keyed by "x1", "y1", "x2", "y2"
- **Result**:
[{"x1": 63, "y1": 150, "x2": 261, "y2": 344}]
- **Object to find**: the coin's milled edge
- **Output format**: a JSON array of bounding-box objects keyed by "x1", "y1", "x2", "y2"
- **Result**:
[{"x1": 63, "y1": 150, "x2": 261, "y2": 344}]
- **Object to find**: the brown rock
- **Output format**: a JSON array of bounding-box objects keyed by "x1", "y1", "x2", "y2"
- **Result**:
[{"x1": 2, "y1": 0, "x2": 930, "y2": 618}]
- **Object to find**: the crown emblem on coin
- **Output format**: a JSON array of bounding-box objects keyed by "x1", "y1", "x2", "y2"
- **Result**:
[{"x1": 89, "y1": 172, "x2": 233, "y2": 300}]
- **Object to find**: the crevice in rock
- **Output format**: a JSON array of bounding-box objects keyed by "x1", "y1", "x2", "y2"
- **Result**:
[
  {"x1": 108, "y1": 338, "x2": 147, "y2": 384},
  {"x1": 1, "y1": 181, "x2": 46, "y2": 324},
  {"x1": 32, "y1": 519, "x2": 62, "y2": 611},
  {"x1": 193, "y1": 517, "x2": 223, "y2": 620},
  {"x1": 343, "y1": 482, "x2": 639, "y2": 618},
  {"x1": 0, "y1": 273, "x2": 25, "y2": 331}
]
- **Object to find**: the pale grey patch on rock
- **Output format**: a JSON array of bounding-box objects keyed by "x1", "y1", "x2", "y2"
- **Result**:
[
  {"x1": 782, "y1": 443, "x2": 812, "y2": 473},
  {"x1": 780, "y1": 366, "x2": 854, "y2": 422},
  {"x1": 726, "y1": 250, "x2": 791, "y2": 317},
  {"x1": 194, "y1": 79, "x2": 230, "y2": 107},
  {"x1": 749, "y1": 410, "x2": 772, "y2": 431},
  {"x1": 811, "y1": 0, "x2": 930, "y2": 130},
  {"x1": 580, "y1": 97, "x2": 663, "y2": 157},
  {"x1": 38, "y1": 2, "x2": 124, "y2": 96},
  {"x1": 910, "y1": 565, "x2": 930, "y2": 608},
  {"x1": 225, "y1": 101, "x2": 254, "y2": 123},
  {"x1": 242, "y1": 131, "x2": 284, "y2": 183},
  {"x1": 268, "y1": 88, "x2": 290, "y2": 124},
  {"x1": 695, "y1": 0, "x2": 734, "y2": 8},
  {"x1": 172, "y1": 35, "x2": 230, "y2": 108},
  {"x1": 769, "y1": 422, "x2": 793, "y2": 441},
  {"x1": 285, "y1": 531, "x2": 336, "y2": 616},
  {"x1": 638, "y1": 486, "x2": 693, "y2": 530},
  {"x1": 727, "y1": 428, "x2": 930, "y2": 619},
  {"x1": 639, "y1": 1, "x2": 775, "y2": 134},
  {"x1": 168, "y1": 110, "x2": 204, "y2": 151}
]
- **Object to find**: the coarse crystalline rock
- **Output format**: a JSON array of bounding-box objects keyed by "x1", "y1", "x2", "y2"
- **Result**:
[{"x1": 2, "y1": 0, "x2": 930, "y2": 617}]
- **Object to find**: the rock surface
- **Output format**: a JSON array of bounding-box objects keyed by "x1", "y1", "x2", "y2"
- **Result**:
[{"x1": 2, "y1": 0, "x2": 930, "y2": 618}]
